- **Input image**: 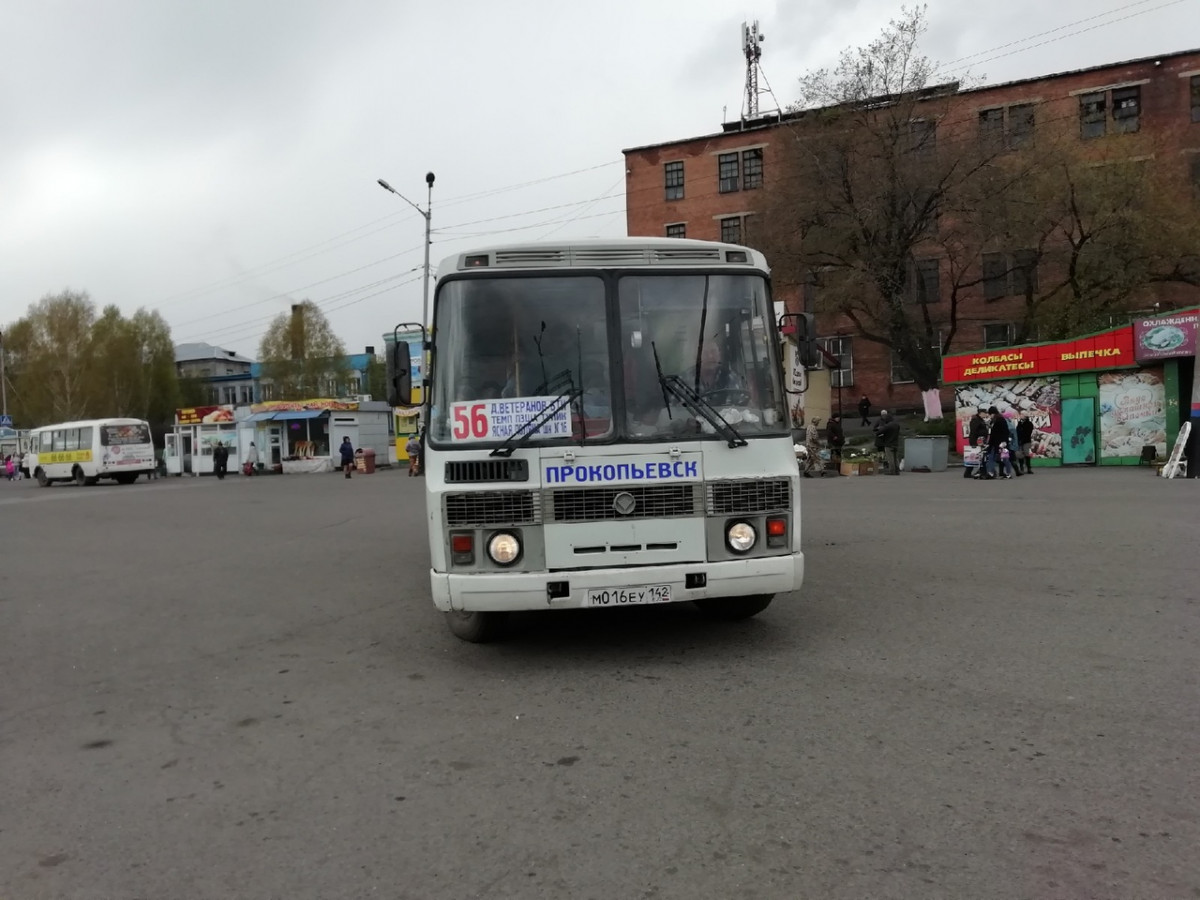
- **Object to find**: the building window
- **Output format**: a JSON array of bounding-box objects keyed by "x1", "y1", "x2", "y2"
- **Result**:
[
  {"x1": 1112, "y1": 86, "x2": 1140, "y2": 134},
  {"x1": 905, "y1": 120, "x2": 937, "y2": 159},
  {"x1": 240, "y1": 385, "x2": 253, "y2": 404},
  {"x1": 1080, "y1": 92, "x2": 1107, "y2": 139},
  {"x1": 890, "y1": 350, "x2": 915, "y2": 384},
  {"x1": 909, "y1": 258, "x2": 940, "y2": 304},
  {"x1": 1191, "y1": 75, "x2": 1200, "y2": 123},
  {"x1": 983, "y1": 250, "x2": 1039, "y2": 300},
  {"x1": 983, "y1": 323, "x2": 1016, "y2": 349},
  {"x1": 1191, "y1": 155, "x2": 1200, "y2": 197},
  {"x1": 1008, "y1": 103, "x2": 1036, "y2": 149},
  {"x1": 742, "y1": 148, "x2": 763, "y2": 189},
  {"x1": 818, "y1": 336, "x2": 853, "y2": 387},
  {"x1": 664, "y1": 161, "x2": 684, "y2": 201},
  {"x1": 347, "y1": 377, "x2": 362, "y2": 395},
  {"x1": 666, "y1": 223, "x2": 686, "y2": 238},
  {"x1": 979, "y1": 108, "x2": 1005, "y2": 152},
  {"x1": 720, "y1": 216, "x2": 742, "y2": 244},
  {"x1": 982, "y1": 252, "x2": 1008, "y2": 300},
  {"x1": 718, "y1": 153, "x2": 740, "y2": 193}
]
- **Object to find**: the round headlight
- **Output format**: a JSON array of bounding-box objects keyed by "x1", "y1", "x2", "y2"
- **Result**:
[
  {"x1": 487, "y1": 532, "x2": 521, "y2": 565},
  {"x1": 726, "y1": 521, "x2": 756, "y2": 553}
]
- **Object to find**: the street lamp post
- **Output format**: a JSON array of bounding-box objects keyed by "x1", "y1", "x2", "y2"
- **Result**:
[
  {"x1": 835, "y1": 331, "x2": 843, "y2": 421},
  {"x1": 377, "y1": 172, "x2": 436, "y2": 330},
  {"x1": 0, "y1": 331, "x2": 7, "y2": 418}
]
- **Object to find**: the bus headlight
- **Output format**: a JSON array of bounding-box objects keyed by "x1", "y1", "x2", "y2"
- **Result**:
[
  {"x1": 487, "y1": 532, "x2": 521, "y2": 566},
  {"x1": 726, "y1": 521, "x2": 756, "y2": 554}
]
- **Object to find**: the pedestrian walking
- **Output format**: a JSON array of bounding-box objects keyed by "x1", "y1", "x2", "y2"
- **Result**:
[
  {"x1": 340, "y1": 437, "x2": 356, "y2": 479},
  {"x1": 857, "y1": 395, "x2": 872, "y2": 426},
  {"x1": 985, "y1": 407, "x2": 1008, "y2": 479},
  {"x1": 405, "y1": 434, "x2": 422, "y2": 477},
  {"x1": 825, "y1": 414, "x2": 845, "y2": 468},
  {"x1": 245, "y1": 442, "x2": 259, "y2": 476},
  {"x1": 212, "y1": 442, "x2": 228, "y2": 479},
  {"x1": 998, "y1": 441, "x2": 1017, "y2": 479},
  {"x1": 802, "y1": 417, "x2": 823, "y2": 477},
  {"x1": 1016, "y1": 414, "x2": 1034, "y2": 474},
  {"x1": 4, "y1": 455, "x2": 14, "y2": 481},
  {"x1": 875, "y1": 411, "x2": 901, "y2": 475}
]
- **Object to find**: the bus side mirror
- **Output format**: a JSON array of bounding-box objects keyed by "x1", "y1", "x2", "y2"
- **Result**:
[
  {"x1": 387, "y1": 341, "x2": 414, "y2": 407},
  {"x1": 779, "y1": 312, "x2": 821, "y2": 367}
]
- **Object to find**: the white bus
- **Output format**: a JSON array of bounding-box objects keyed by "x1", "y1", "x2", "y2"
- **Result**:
[
  {"x1": 390, "y1": 238, "x2": 808, "y2": 642},
  {"x1": 28, "y1": 418, "x2": 156, "y2": 486}
]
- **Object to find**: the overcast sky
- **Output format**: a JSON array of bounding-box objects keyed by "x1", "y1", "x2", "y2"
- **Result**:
[{"x1": 2, "y1": 0, "x2": 1197, "y2": 362}]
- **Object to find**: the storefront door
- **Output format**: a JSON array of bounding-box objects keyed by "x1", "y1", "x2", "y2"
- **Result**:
[{"x1": 1062, "y1": 398, "x2": 1096, "y2": 465}]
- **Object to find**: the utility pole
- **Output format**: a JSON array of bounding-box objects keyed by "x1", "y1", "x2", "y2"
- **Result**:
[
  {"x1": 0, "y1": 330, "x2": 7, "y2": 418},
  {"x1": 377, "y1": 173, "x2": 436, "y2": 330}
]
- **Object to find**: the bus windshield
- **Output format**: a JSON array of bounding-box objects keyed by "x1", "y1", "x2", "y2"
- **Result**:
[
  {"x1": 430, "y1": 276, "x2": 612, "y2": 444},
  {"x1": 620, "y1": 273, "x2": 786, "y2": 440},
  {"x1": 429, "y1": 271, "x2": 787, "y2": 445}
]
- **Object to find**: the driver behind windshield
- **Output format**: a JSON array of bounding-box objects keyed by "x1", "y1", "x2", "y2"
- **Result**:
[{"x1": 694, "y1": 340, "x2": 745, "y2": 396}]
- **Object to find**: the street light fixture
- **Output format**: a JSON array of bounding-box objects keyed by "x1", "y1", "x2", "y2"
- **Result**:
[{"x1": 377, "y1": 173, "x2": 435, "y2": 331}]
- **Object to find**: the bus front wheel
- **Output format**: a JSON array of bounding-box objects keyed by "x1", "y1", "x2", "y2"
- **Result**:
[
  {"x1": 35, "y1": 468, "x2": 50, "y2": 487},
  {"x1": 445, "y1": 610, "x2": 508, "y2": 643},
  {"x1": 73, "y1": 467, "x2": 87, "y2": 487},
  {"x1": 693, "y1": 594, "x2": 774, "y2": 621}
]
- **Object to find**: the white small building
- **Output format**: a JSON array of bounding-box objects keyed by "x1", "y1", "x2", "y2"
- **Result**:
[{"x1": 166, "y1": 399, "x2": 393, "y2": 475}]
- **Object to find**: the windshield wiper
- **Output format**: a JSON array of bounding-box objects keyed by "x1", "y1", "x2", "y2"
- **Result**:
[
  {"x1": 490, "y1": 371, "x2": 581, "y2": 458},
  {"x1": 651, "y1": 342, "x2": 747, "y2": 449}
]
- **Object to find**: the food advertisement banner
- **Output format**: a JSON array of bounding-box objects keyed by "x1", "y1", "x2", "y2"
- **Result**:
[
  {"x1": 1132, "y1": 309, "x2": 1199, "y2": 362},
  {"x1": 954, "y1": 378, "x2": 1062, "y2": 460},
  {"x1": 1098, "y1": 370, "x2": 1166, "y2": 459},
  {"x1": 177, "y1": 405, "x2": 235, "y2": 425},
  {"x1": 250, "y1": 399, "x2": 359, "y2": 413},
  {"x1": 942, "y1": 326, "x2": 1134, "y2": 384}
]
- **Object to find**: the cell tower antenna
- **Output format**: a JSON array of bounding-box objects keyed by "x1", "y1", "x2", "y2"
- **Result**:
[{"x1": 742, "y1": 20, "x2": 765, "y2": 120}]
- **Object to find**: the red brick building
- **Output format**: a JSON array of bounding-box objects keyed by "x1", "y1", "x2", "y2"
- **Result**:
[{"x1": 623, "y1": 49, "x2": 1200, "y2": 412}]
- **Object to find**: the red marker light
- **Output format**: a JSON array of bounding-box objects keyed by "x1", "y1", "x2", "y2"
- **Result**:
[
  {"x1": 451, "y1": 534, "x2": 474, "y2": 554},
  {"x1": 766, "y1": 518, "x2": 787, "y2": 537}
]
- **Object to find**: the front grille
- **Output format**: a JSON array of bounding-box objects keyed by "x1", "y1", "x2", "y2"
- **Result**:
[
  {"x1": 444, "y1": 459, "x2": 529, "y2": 483},
  {"x1": 547, "y1": 484, "x2": 699, "y2": 522},
  {"x1": 706, "y1": 479, "x2": 791, "y2": 516},
  {"x1": 444, "y1": 491, "x2": 539, "y2": 527}
]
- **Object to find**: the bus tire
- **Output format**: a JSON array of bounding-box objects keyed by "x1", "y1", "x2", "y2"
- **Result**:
[
  {"x1": 693, "y1": 594, "x2": 774, "y2": 621},
  {"x1": 35, "y1": 468, "x2": 51, "y2": 487},
  {"x1": 74, "y1": 467, "x2": 87, "y2": 487},
  {"x1": 444, "y1": 610, "x2": 508, "y2": 643}
]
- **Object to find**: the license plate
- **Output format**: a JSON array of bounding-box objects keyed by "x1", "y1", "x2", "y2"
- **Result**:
[{"x1": 586, "y1": 584, "x2": 673, "y2": 607}]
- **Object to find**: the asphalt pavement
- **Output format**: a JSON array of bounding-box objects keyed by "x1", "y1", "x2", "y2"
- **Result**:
[{"x1": 1, "y1": 466, "x2": 1197, "y2": 899}]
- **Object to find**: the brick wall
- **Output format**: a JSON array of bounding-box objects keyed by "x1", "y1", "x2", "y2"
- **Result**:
[{"x1": 623, "y1": 49, "x2": 1200, "y2": 412}]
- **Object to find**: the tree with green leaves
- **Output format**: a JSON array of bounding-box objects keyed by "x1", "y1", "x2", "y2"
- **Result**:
[
  {"x1": 1, "y1": 291, "x2": 181, "y2": 430},
  {"x1": 257, "y1": 301, "x2": 349, "y2": 400}
]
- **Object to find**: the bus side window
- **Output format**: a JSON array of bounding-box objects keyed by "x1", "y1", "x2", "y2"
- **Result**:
[{"x1": 79, "y1": 427, "x2": 93, "y2": 449}]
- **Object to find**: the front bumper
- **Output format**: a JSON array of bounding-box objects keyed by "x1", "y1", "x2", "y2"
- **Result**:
[{"x1": 429, "y1": 552, "x2": 804, "y2": 612}]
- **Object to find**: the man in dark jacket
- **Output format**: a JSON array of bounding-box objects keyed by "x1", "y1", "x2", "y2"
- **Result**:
[
  {"x1": 340, "y1": 437, "x2": 356, "y2": 479},
  {"x1": 212, "y1": 442, "x2": 228, "y2": 480},
  {"x1": 857, "y1": 396, "x2": 872, "y2": 426},
  {"x1": 1016, "y1": 414, "x2": 1034, "y2": 474},
  {"x1": 985, "y1": 407, "x2": 1009, "y2": 478},
  {"x1": 825, "y1": 414, "x2": 845, "y2": 467},
  {"x1": 875, "y1": 411, "x2": 901, "y2": 474}
]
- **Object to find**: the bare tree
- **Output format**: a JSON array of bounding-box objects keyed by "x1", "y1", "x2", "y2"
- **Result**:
[{"x1": 758, "y1": 6, "x2": 1000, "y2": 417}]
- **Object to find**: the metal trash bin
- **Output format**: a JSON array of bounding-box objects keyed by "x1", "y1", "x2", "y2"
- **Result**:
[{"x1": 903, "y1": 436, "x2": 949, "y2": 472}]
